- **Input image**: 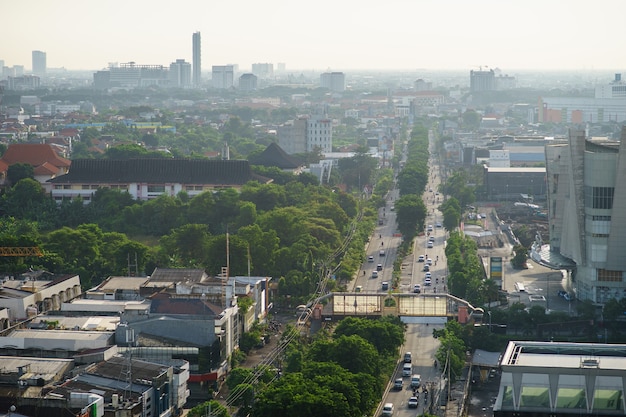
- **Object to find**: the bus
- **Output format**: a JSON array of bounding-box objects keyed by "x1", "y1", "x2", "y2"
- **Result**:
[{"x1": 515, "y1": 282, "x2": 526, "y2": 292}]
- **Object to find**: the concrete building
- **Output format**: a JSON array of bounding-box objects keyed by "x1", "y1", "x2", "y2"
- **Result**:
[
  {"x1": 320, "y1": 71, "x2": 346, "y2": 92},
  {"x1": 93, "y1": 62, "x2": 170, "y2": 90},
  {"x1": 306, "y1": 113, "x2": 333, "y2": 152},
  {"x1": 212, "y1": 65, "x2": 234, "y2": 89},
  {"x1": 277, "y1": 118, "x2": 308, "y2": 154},
  {"x1": 494, "y1": 340, "x2": 626, "y2": 417},
  {"x1": 6, "y1": 75, "x2": 40, "y2": 90},
  {"x1": 470, "y1": 69, "x2": 495, "y2": 92},
  {"x1": 251, "y1": 63, "x2": 273, "y2": 78},
  {"x1": 239, "y1": 73, "x2": 258, "y2": 91},
  {"x1": 0, "y1": 272, "x2": 81, "y2": 321},
  {"x1": 31, "y1": 50, "x2": 46, "y2": 77},
  {"x1": 277, "y1": 113, "x2": 333, "y2": 154},
  {"x1": 192, "y1": 31, "x2": 201, "y2": 86},
  {"x1": 169, "y1": 59, "x2": 191, "y2": 87},
  {"x1": 489, "y1": 150, "x2": 511, "y2": 168},
  {"x1": 595, "y1": 73, "x2": 626, "y2": 99},
  {"x1": 483, "y1": 166, "x2": 546, "y2": 200},
  {"x1": 544, "y1": 128, "x2": 626, "y2": 303}
]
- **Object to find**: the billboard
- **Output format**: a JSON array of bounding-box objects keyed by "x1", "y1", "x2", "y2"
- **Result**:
[{"x1": 490, "y1": 256, "x2": 503, "y2": 288}]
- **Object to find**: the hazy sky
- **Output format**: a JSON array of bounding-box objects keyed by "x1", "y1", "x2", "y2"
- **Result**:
[{"x1": 3, "y1": 0, "x2": 625, "y2": 72}]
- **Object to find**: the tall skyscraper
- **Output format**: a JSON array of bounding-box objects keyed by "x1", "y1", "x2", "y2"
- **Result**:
[
  {"x1": 32, "y1": 50, "x2": 46, "y2": 77},
  {"x1": 192, "y1": 32, "x2": 201, "y2": 86}
]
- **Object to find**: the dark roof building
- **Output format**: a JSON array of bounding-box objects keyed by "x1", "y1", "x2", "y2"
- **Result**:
[
  {"x1": 249, "y1": 142, "x2": 304, "y2": 172},
  {"x1": 46, "y1": 158, "x2": 271, "y2": 203}
]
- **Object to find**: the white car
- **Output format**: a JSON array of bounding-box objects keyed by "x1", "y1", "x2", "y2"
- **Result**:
[
  {"x1": 426, "y1": 258, "x2": 433, "y2": 266},
  {"x1": 427, "y1": 241, "x2": 434, "y2": 248},
  {"x1": 428, "y1": 236, "x2": 435, "y2": 242},
  {"x1": 417, "y1": 255, "x2": 425, "y2": 262},
  {"x1": 368, "y1": 255, "x2": 374, "y2": 262},
  {"x1": 413, "y1": 284, "x2": 421, "y2": 293},
  {"x1": 427, "y1": 225, "x2": 433, "y2": 232},
  {"x1": 408, "y1": 397, "x2": 419, "y2": 408},
  {"x1": 382, "y1": 403, "x2": 394, "y2": 416},
  {"x1": 424, "y1": 277, "x2": 432, "y2": 286},
  {"x1": 425, "y1": 272, "x2": 432, "y2": 279}
]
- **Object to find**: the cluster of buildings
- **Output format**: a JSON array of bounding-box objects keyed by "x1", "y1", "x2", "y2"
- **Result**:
[{"x1": 0, "y1": 266, "x2": 272, "y2": 416}]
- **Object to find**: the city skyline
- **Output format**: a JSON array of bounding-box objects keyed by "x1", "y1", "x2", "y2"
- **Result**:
[{"x1": 3, "y1": 0, "x2": 626, "y2": 73}]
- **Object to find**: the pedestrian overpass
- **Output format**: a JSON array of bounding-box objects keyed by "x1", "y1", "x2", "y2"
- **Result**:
[{"x1": 315, "y1": 292, "x2": 481, "y2": 323}]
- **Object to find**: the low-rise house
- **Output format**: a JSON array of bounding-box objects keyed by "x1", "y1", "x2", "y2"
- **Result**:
[{"x1": 0, "y1": 143, "x2": 71, "y2": 186}]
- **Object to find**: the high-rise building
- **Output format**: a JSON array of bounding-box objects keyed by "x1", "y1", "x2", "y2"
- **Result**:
[
  {"x1": 192, "y1": 32, "x2": 201, "y2": 86},
  {"x1": 544, "y1": 127, "x2": 626, "y2": 304},
  {"x1": 320, "y1": 72, "x2": 345, "y2": 92},
  {"x1": 212, "y1": 65, "x2": 234, "y2": 89},
  {"x1": 32, "y1": 50, "x2": 46, "y2": 77},
  {"x1": 239, "y1": 73, "x2": 257, "y2": 91},
  {"x1": 470, "y1": 69, "x2": 495, "y2": 92},
  {"x1": 251, "y1": 63, "x2": 273, "y2": 78},
  {"x1": 170, "y1": 59, "x2": 192, "y2": 87}
]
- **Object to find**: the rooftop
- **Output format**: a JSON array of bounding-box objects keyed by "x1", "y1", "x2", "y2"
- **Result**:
[{"x1": 501, "y1": 341, "x2": 626, "y2": 371}]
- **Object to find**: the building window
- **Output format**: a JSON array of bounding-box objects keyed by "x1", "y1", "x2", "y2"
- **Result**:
[
  {"x1": 597, "y1": 269, "x2": 623, "y2": 282},
  {"x1": 593, "y1": 215, "x2": 611, "y2": 221},
  {"x1": 148, "y1": 185, "x2": 165, "y2": 193},
  {"x1": 586, "y1": 186, "x2": 614, "y2": 209},
  {"x1": 82, "y1": 184, "x2": 90, "y2": 190}
]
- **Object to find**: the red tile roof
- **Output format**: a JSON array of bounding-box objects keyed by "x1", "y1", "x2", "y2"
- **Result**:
[{"x1": 1, "y1": 143, "x2": 71, "y2": 169}]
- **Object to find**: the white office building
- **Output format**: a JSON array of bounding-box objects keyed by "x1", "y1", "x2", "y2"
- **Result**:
[{"x1": 544, "y1": 128, "x2": 626, "y2": 303}]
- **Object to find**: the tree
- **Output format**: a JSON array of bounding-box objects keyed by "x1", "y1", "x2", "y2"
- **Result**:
[
  {"x1": 332, "y1": 316, "x2": 404, "y2": 356},
  {"x1": 395, "y1": 194, "x2": 427, "y2": 241},
  {"x1": 308, "y1": 335, "x2": 380, "y2": 377},
  {"x1": 511, "y1": 244, "x2": 528, "y2": 269},
  {"x1": 160, "y1": 224, "x2": 212, "y2": 267},
  {"x1": 7, "y1": 163, "x2": 34, "y2": 185}
]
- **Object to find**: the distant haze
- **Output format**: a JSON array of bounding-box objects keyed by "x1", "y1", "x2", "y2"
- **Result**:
[{"x1": 3, "y1": 0, "x2": 625, "y2": 72}]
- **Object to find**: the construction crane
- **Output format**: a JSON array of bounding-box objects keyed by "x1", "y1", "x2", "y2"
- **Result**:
[{"x1": 0, "y1": 247, "x2": 43, "y2": 257}]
